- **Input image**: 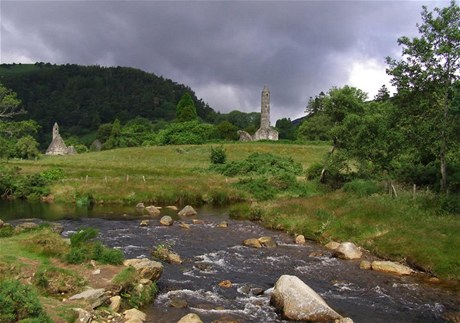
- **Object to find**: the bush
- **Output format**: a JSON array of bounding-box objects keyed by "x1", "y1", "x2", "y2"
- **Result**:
[
  {"x1": 343, "y1": 179, "x2": 382, "y2": 197},
  {"x1": 0, "y1": 280, "x2": 51, "y2": 322},
  {"x1": 13, "y1": 135, "x2": 40, "y2": 160},
  {"x1": 216, "y1": 152, "x2": 303, "y2": 177},
  {"x1": 65, "y1": 227, "x2": 124, "y2": 265},
  {"x1": 210, "y1": 145, "x2": 226, "y2": 164},
  {"x1": 157, "y1": 121, "x2": 217, "y2": 145}
]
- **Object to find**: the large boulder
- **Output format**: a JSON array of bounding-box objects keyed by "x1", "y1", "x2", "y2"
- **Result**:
[
  {"x1": 371, "y1": 261, "x2": 413, "y2": 275},
  {"x1": 334, "y1": 242, "x2": 362, "y2": 260},
  {"x1": 178, "y1": 205, "x2": 197, "y2": 216},
  {"x1": 123, "y1": 258, "x2": 163, "y2": 281},
  {"x1": 270, "y1": 275, "x2": 343, "y2": 321},
  {"x1": 69, "y1": 288, "x2": 108, "y2": 309}
]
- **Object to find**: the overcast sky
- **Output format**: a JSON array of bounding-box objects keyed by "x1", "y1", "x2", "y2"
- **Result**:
[{"x1": 0, "y1": 0, "x2": 450, "y2": 122}]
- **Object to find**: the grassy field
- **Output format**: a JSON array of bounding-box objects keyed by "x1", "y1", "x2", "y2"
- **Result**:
[
  {"x1": 4, "y1": 142, "x2": 328, "y2": 205},
  {"x1": 2, "y1": 142, "x2": 459, "y2": 280}
]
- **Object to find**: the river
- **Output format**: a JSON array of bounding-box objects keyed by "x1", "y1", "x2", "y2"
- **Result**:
[{"x1": 2, "y1": 201, "x2": 459, "y2": 322}]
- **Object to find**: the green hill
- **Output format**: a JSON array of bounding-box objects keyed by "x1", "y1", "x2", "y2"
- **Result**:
[{"x1": 0, "y1": 63, "x2": 218, "y2": 144}]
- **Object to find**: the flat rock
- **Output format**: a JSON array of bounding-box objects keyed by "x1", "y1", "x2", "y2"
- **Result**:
[
  {"x1": 371, "y1": 261, "x2": 413, "y2": 275},
  {"x1": 334, "y1": 242, "x2": 362, "y2": 260},
  {"x1": 179, "y1": 222, "x2": 191, "y2": 229},
  {"x1": 243, "y1": 238, "x2": 262, "y2": 248},
  {"x1": 123, "y1": 258, "x2": 163, "y2": 281},
  {"x1": 139, "y1": 220, "x2": 150, "y2": 227},
  {"x1": 217, "y1": 221, "x2": 228, "y2": 228},
  {"x1": 270, "y1": 275, "x2": 343, "y2": 321},
  {"x1": 166, "y1": 205, "x2": 178, "y2": 211},
  {"x1": 178, "y1": 205, "x2": 197, "y2": 216},
  {"x1": 177, "y1": 313, "x2": 203, "y2": 323},
  {"x1": 69, "y1": 288, "x2": 107, "y2": 309}
]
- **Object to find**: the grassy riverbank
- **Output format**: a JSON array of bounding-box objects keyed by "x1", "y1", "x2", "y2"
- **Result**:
[{"x1": 2, "y1": 142, "x2": 459, "y2": 280}]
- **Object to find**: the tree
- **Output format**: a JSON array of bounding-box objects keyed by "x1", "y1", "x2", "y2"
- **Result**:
[
  {"x1": 0, "y1": 83, "x2": 25, "y2": 119},
  {"x1": 176, "y1": 92, "x2": 197, "y2": 122},
  {"x1": 386, "y1": 0, "x2": 460, "y2": 192},
  {"x1": 275, "y1": 118, "x2": 296, "y2": 140},
  {"x1": 374, "y1": 84, "x2": 391, "y2": 102},
  {"x1": 14, "y1": 135, "x2": 40, "y2": 159}
]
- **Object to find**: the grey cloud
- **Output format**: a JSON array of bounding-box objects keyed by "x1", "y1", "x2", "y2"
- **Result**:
[{"x1": 0, "y1": 0, "x2": 450, "y2": 121}]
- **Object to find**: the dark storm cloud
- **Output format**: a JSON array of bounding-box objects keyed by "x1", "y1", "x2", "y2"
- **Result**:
[{"x1": 0, "y1": 0, "x2": 450, "y2": 121}]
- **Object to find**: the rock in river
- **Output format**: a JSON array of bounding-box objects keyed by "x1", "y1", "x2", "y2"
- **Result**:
[
  {"x1": 178, "y1": 205, "x2": 197, "y2": 216},
  {"x1": 334, "y1": 242, "x2": 362, "y2": 260},
  {"x1": 371, "y1": 261, "x2": 413, "y2": 275},
  {"x1": 270, "y1": 275, "x2": 343, "y2": 321}
]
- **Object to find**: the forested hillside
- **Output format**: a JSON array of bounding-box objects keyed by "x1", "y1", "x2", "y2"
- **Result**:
[{"x1": 0, "y1": 63, "x2": 217, "y2": 143}]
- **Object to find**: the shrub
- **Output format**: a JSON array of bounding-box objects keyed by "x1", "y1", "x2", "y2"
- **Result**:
[
  {"x1": 65, "y1": 227, "x2": 124, "y2": 265},
  {"x1": 157, "y1": 121, "x2": 217, "y2": 145},
  {"x1": 0, "y1": 280, "x2": 51, "y2": 322},
  {"x1": 0, "y1": 225, "x2": 14, "y2": 237},
  {"x1": 216, "y1": 152, "x2": 303, "y2": 177},
  {"x1": 210, "y1": 145, "x2": 226, "y2": 164}
]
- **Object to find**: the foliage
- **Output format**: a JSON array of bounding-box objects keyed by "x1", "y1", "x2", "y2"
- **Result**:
[
  {"x1": 176, "y1": 92, "x2": 198, "y2": 122},
  {"x1": 0, "y1": 166, "x2": 65, "y2": 199},
  {"x1": 0, "y1": 83, "x2": 25, "y2": 119},
  {"x1": 65, "y1": 227, "x2": 124, "y2": 265},
  {"x1": 14, "y1": 135, "x2": 40, "y2": 159},
  {"x1": 386, "y1": 0, "x2": 460, "y2": 191},
  {"x1": 214, "y1": 152, "x2": 303, "y2": 177},
  {"x1": 297, "y1": 113, "x2": 333, "y2": 141},
  {"x1": 157, "y1": 120, "x2": 217, "y2": 145},
  {"x1": 275, "y1": 118, "x2": 297, "y2": 140},
  {"x1": 0, "y1": 64, "x2": 216, "y2": 147},
  {"x1": 0, "y1": 279, "x2": 51, "y2": 322},
  {"x1": 210, "y1": 145, "x2": 227, "y2": 164},
  {"x1": 216, "y1": 120, "x2": 239, "y2": 140}
]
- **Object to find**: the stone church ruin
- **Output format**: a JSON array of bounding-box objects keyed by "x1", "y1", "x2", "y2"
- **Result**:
[
  {"x1": 45, "y1": 122, "x2": 77, "y2": 155},
  {"x1": 238, "y1": 86, "x2": 279, "y2": 141}
]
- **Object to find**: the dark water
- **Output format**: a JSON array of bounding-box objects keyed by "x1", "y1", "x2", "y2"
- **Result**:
[{"x1": 3, "y1": 201, "x2": 459, "y2": 323}]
